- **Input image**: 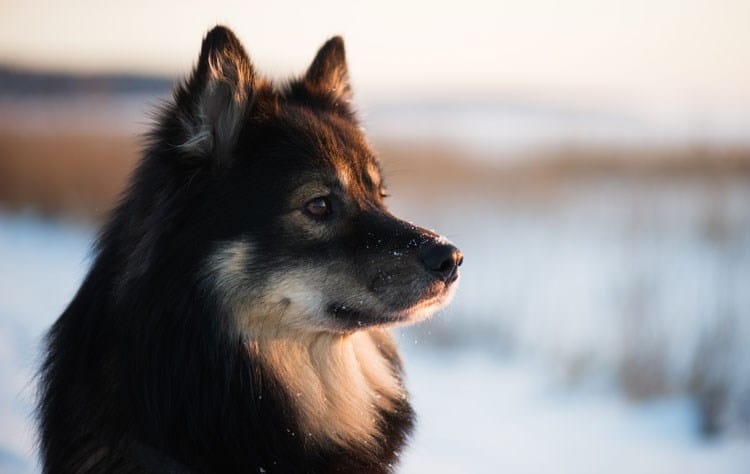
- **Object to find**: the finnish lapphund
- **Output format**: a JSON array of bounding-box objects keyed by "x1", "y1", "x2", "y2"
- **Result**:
[{"x1": 38, "y1": 26, "x2": 462, "y2": 473}]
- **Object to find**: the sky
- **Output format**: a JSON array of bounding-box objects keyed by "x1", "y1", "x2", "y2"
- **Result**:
[{"x1": 1, "y1": 0, "x2": 749, "y2": 113}]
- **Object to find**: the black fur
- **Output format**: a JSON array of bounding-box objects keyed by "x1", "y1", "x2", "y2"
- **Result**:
[{"x1": 38, "y1": 26, "x2": 460, "y2": 473}]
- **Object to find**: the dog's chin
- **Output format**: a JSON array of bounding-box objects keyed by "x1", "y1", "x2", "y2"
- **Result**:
[{"x1": 327, "y1": 276, "x2": 459, "y2": 332}]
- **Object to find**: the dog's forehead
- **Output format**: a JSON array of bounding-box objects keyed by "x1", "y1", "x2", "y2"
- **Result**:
[
  {"x1": 279, "y1": 108, "x2": 383, "y2": 190},
  {"x1": 325, "y1": 139, "x2": 383, "y2": 200}
]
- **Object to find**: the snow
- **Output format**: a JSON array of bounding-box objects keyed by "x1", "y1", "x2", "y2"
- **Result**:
[
  {"x1": 0, "y1": 213, "x2": 91, "y2": 474},
  {"x1": 398, "y1": 347, "x2": 750, "y2": 474},
  {"x1": 363, "y1": 100, "x2": 750, "y2": 154},
  {"x1": 392, "y1": 178, "x2": 750, "y2": 434},
  {"x1": 0, "y1": 210, "x2": 748, "y2": 473}
]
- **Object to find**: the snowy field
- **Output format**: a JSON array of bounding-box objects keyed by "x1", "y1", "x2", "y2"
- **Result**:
[
  {"x1": 400, "y1": 348, "x2": 750, "y2": 474},
  {"x1": 1, "y1": 186, "x2": 749, "y2": 473}
]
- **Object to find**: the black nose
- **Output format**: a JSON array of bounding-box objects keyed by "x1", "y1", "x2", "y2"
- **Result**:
[{"x1": 419, "y1": 241, "x2": 463, "y2": 282}]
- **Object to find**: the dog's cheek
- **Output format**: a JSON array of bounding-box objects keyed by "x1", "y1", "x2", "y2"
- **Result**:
[
  {"x1": 202, "y1": 239, "x2": 256, "y2": 310},
  {"x1": 238, "y1": 268, "x2": 352, "y2": 334}
]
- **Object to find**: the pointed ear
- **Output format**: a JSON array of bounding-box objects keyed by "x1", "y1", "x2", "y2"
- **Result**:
[
  {"x1": 176, "y1": 26, "x2": 254, "y2": 160},
  {"x1": 304, "y1": 36, "x2": 351, "y2": 106}
]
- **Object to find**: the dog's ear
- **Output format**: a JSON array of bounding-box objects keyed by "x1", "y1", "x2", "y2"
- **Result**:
[
  {"x1": 303, "y1": 36, "x2": 352, "y2": 109},
  {"x1": 175, "y1": 26, "x2": 254, "y2": 161}
]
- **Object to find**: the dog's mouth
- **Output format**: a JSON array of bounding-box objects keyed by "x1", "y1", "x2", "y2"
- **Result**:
[{"x1": 327, "y1": 274, "x2": 460, "y2": 330}]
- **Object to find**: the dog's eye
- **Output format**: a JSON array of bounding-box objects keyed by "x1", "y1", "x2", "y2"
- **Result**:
[{"x1": 304, "y1": 197, "x2": 331, "y2": 219}]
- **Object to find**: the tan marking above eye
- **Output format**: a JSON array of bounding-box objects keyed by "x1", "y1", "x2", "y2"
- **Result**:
[
  {"x1": 365, "y1": 162, "x2": 382, "y2": 189},
  {"x1": 336, "y1": 167, "x2": 352, "y2": 189}
]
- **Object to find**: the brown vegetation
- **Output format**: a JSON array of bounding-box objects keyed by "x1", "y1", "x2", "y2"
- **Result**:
[
  {"x1": 0, "y1": 132, "x2": 139, "y2": 219},
  {"x1": 378, "y1": 141, "x2": 750, "y2": 197},
  {"x1": 2, "y1": 131, "x2": 750, "y2": 220}
]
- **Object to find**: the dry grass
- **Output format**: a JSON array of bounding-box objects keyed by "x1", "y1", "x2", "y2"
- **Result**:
[
  {"x1": 2, "y1": 131, "x2": 750, "y2": 220},
  {"x1": 378, "y1": 141, "x2": 750, "y2": 200},
  {"x1": 0, "y1": 132, "x2": 139, "y2": 219}
]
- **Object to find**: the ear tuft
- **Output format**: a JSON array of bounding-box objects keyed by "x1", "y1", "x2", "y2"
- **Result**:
[
  {"x1": 177, "y1": 26, "x2": 254, "y2": 161},
  {"x1": 304, "y1": 36, "x2": 351, "y2": 106}
]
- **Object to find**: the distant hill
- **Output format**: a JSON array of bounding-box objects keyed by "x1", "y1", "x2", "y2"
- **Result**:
[{"x1": 0, "y1": 65, "x2": 173, "y2": 96}]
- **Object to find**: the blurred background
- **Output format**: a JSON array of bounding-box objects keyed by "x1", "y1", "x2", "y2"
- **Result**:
[{"x1": 1, "y1": 1, "x2": 749, "y2": 472}]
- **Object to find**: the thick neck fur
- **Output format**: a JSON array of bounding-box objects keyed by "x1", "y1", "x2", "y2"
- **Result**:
[
  {"x1": 41, "y1": 269, "x2": 412, "y2": 472},
  {"x1": 247, "y1": 329, "x2": 405, "y2": 449},
  {"x1": 39, "y1": 228, "x2": 413, "y2": 472}
]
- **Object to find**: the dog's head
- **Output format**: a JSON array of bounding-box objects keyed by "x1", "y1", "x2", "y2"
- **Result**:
[{"x1": 154, "y1": 26, "x2": 461, "y2": 335}]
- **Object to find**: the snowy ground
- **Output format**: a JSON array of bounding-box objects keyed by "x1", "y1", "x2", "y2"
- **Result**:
[
  {"x1": 399, "y1": 346, "x2": 750, "y2": 473},
  {"x1": 1, "y1": 209, "x2": 749, "y2": 473},
  {"x1": 0, "y1": 214, "x2": 92, "y2": 473}
]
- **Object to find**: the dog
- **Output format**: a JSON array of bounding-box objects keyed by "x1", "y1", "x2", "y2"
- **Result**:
[{"x1": 37, "y1": 26, "x2": 462, "y2": 473}]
